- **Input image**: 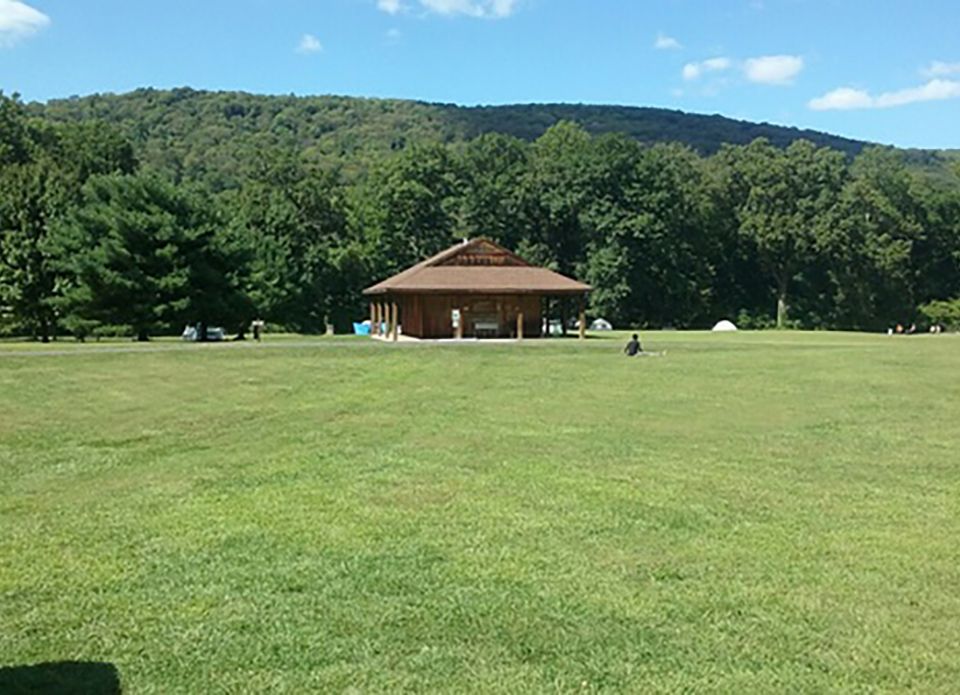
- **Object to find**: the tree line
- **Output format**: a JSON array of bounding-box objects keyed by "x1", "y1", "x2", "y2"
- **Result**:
[{"x1": 2, "y1": 93, "x2": 959, "y2": 341}]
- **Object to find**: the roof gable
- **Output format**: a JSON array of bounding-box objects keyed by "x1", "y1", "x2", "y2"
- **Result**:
[{"x1": 434, "y1": 239, "x2": 530, "y2": 267}]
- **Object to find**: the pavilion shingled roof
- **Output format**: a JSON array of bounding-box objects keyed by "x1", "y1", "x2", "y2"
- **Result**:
[{"x1": 362, "y1": 239, "x2": 591, "y2": 296}]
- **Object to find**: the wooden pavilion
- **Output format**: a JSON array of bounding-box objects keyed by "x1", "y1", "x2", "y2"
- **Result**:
[{"x1": 363, "y1": 238, "x2": 591, "y2": 340}]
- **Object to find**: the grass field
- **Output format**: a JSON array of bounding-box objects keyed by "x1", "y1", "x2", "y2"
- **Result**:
[{"x1": 2, "y1": 331, "x2": 959, "y2": 692}]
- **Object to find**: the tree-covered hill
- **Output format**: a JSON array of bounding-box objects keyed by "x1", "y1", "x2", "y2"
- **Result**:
[
  {"x1": 28, "y1": 88, "x2": 882, "y2": 189},
  {"x1": 443, "y1": 102, "x2": 870, "y2": 155}
]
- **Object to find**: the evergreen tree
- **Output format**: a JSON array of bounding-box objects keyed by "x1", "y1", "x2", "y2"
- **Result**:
[{"x1": 53, "y1": 174, "x2": 248, "y2": 341}]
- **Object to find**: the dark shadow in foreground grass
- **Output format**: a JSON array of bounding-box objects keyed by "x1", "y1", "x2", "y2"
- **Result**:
[{"x1": 0, "y1": 661, "x2": 121, "y2": 694}]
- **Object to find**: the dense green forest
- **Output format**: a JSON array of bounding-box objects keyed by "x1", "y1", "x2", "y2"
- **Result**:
[
  {"x1": 30, "y1": 88, "x2": 881, "y2": 190},
  {"x1": 2, "y1": 89, "x2": 960, "y2": 340}
]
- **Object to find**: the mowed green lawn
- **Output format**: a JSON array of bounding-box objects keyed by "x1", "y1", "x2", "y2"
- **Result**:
[{"x1": 1, "y1": 332, "x2": 958, "y2": 692}]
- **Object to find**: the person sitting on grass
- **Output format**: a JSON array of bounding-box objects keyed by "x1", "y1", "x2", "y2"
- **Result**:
[{"x1": 624, "y1": 333, "x2": 642, "y2": 356}]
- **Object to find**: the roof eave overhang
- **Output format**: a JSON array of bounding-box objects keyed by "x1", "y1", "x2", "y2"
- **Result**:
[{"x1": 362, "y1": 287, "x2": 591, "y2": 296}]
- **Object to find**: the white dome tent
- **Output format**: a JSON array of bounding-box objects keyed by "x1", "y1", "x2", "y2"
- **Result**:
[
  {"x1": 590, "y1": 318, "x2": 613, "y2": 331},
  {"x1": 712, "y1": 319, "x2": 738, "y2": 332}
]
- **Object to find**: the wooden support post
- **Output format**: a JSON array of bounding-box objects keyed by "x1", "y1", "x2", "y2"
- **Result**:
[
  {"x1": 369, "y1": 302, "x2": 376, "y2": 336},
  {"x1": 380, "y1": 302, "x2": 386, "y2": 337},
  {"x1": 391, "y1": 302, "x2": 399, "y2": 342},
  {"x1": 578, "y1": 296, "x2": 586, "y2": 341},
  {"x1": 517, "y1": 311, "x2": 524, "y2": 341},
  {"x1": 561, "y1": 297, "x2": 568, "y2": 337}
]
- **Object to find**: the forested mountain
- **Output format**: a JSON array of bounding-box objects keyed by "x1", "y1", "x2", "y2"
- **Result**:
[
  {"x1": 3, "y1": 89, "x2": 960, "y2": 340},
  {"x1": 443, "y1": 102, "x2": 870, "y2": 155},
  {"x1": 27, "y1": 88, "x2": 884, "y2": 189}
]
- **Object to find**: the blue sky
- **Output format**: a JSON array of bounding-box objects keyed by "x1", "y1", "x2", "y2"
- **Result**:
[{"x1": 2, "y1": 0, "x2": 960, "y2": 148}]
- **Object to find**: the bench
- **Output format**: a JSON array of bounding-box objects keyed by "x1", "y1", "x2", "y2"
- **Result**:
[{"x1": 473, "y1": 320, "x2": 500, "y2": 338}]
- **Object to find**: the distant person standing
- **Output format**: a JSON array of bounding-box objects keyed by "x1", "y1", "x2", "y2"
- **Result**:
[
  {"x1": 624, "y1": 333, "x2": 642, "y2": 356},
  {"x1": 252, "y1": 319, "x2": 265, "y2": 342}
]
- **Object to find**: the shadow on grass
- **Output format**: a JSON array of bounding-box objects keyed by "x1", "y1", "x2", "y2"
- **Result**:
[{"x1": 0, "y1": 661, "x2": 121, "y2": 694}]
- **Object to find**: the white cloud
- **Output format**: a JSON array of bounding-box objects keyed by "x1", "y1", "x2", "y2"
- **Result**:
[
  {"x1": 875, "y1": 79, "x2": 960, "y2": 107},
  {"x1": 922, "y1": 60, "x2": 960, "y2": 77},
  {"x1": 386, "y1": 27, "x2": 401, "y2": 41},
  {"x1": 808, "y1": 87, "x2": 873, "y2": 111},
  {"x1": 490, "y1": 0, "x2": 517, "y2": 16},
  {"x1": 682, "y1": 57, "x2": 732, "y2": 81},
  {"x1": 0, "y1": 0, "x2": 49, "y2": 47},
  {"x1": 683, "y1": 54, "x2": 803, "y2": 87},
  {"x1": 809, "y1": 79, "x2": 960, "y2": 111},
  {"x1": 377, "y1": 0, "x2": 518, "y2": 19},
  {"x1": 418, "y1": 0, "x2": 518, "y2": 18},
  {"x1": 654, "y1": 33, "x2": 681, "y2": 51},
  {"x1": 297, "y1": 34, "x2": 323, "y2": 54},
  {"x1": 743, "y1": 54, "x2": 804, "y2": 85},
  {"x1": 377, "y1": 0, "x2": 404, "y2": 15}
]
